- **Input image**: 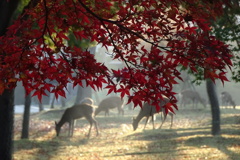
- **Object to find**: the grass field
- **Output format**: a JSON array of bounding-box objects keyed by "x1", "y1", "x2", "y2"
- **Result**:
[{"x1": 13, "y1": 105, "x2": 240, "y2": 160}]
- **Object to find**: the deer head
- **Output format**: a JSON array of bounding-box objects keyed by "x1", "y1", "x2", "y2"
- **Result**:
[{"x1": 55, "y1": 121, "x2": 60, "y2": 136}]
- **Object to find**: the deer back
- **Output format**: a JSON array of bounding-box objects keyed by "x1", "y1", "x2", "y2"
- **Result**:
[
  {"x1": 181, "y1": 90, "x2": 200, "y2": 100},
  {"x1": 141, "y1": 97, "x2": 169, "y2": 116},
  {"x1": 98, "y1": 96, "x2": 124, "y2": 109},
  {"x1": 140, "y1": 103, "x2": 157, "y2": 117},
  {"x1": 80, "y1": 97, "x2": 94, "y2": 105},
  {"x1": 59, "y1": 104, "x2": 94, "y2": 123},
  {"x1": 221, "y1": 91, "x2": 236, "y2": 108},
  {"x1": 221, "y1": 91, "x2": 233, "y2": 101}
]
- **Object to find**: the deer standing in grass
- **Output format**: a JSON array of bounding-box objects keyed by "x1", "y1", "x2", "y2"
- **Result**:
[
  {"x1": 94, "y1": 96, "x2": 125, "y2": 116},
  {"x1": 179, "y1": 89, "x2": 206, "y2": 108},
  {"x1": 132, "y1": 97, "x2": 174, "y2": 131},
  {"x1": 55, "y1": 103, "x2": 99, "y2": 137},
  {"x1": 221, "y1": 91, "x2": 236, "y2": 109}
]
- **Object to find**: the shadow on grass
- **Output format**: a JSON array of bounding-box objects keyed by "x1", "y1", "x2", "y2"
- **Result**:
[
  {"x1": 14, "y1": 135, "x2": 91, "y2": 159},
  {"x1": 221, "y1": 114, "x2": 240, "y2": 125},
  {"x1": 185, "y1": 136, "x2": 240, "y2": 159},
  {"x1": 14, "y1": 138, "x2": 61, "y2": 159},
  {"x1": 14, "y1": 139, "x2": 60, "y2": 151},
  {"x1": 125, "y1": 113, "x2": 240, "y2": 159}
]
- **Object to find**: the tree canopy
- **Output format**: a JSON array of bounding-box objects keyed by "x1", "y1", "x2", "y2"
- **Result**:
[
  {"x1": 211, "y1": 0, "x2": 240, "y2": 82},
  {"x1": 0, "y1": 0, "x2": 233, "y2": 112}
]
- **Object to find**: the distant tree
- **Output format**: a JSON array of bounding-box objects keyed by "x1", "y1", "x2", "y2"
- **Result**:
[
  {"x1": 38, "y1": 101, "x2": 44, "y2": 111},
  {"x1": 21, "y1": 91, "x2": 31, "y2": 139}
]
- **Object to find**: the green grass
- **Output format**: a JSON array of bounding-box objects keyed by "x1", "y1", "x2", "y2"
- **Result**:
[{"x1": 13, "y1": 106, "x2": 240, "y2": 160}]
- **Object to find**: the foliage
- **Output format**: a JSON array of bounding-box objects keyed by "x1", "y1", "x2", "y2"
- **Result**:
[
  {"x1": 0, "y1": 0, "x2": 233, "y2": 110},
  {"x1": 211, "y1": 0, "x2": 240, "y2": 82}
]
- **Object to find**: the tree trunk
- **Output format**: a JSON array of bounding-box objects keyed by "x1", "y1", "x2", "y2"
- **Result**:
[
  {"x1": 39, "y1": 101, "x2": 44, "y2": 111},
  {"x1": 74, "y1": 83, "x2": 92, "y2": 105},
  {"x1": 0, "y1": 89, "x2": 15, "y2": 160},
  {"x1": 61, "y1": 96, "x2": 66, "y2": 108},
  {"x1": 206, "y1": 79, "x2": 221, "y2": 136},
  {"x1": 21, "y1": 92, "x2": 31, "y2": 139},
  {"x1": 50, "y1": 96, "x2": 55, "y2": 109},
  {"x1": 0, "y1": 1, "x2": 20, "y2": 159}
]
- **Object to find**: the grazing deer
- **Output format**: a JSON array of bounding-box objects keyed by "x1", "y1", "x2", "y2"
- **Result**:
[
  {"x1": 94, "y1": 96, "x2": 125, "y2": 116},
  {"x1": 221, "y1": 91, "x2": 236, "y2": 109},
  {"x1": 179, "y1": 89, "x2": 206, "y2": 108},
  {"x1": 132, "y1": 97, "x2": 174, "y2": 131},
  {"x1": 80, "y1": 97, "x2": 94, "y2": 105},
  {"x1": 55, "y1": 103, "x2": 99, "y2": 137}
]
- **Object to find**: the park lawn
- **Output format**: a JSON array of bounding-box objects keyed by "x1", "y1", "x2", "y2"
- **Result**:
[{"x1": 13, "y1": 106, "x2": 240, "y2": 160}]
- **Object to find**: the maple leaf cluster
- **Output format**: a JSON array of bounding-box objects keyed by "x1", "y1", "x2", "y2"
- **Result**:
[{"x1": 0, "y1": 0, "x2": 232, "y2": 111}]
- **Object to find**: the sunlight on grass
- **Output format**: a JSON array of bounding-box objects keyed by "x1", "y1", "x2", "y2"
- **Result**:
[{"x1": 13, "y1": 107, "x2": 240, "y2": 160}]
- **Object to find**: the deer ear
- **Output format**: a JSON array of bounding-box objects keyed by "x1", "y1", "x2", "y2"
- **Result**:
[{"x1": 54, "y1": 121, "x2": 57, "y2": 125}]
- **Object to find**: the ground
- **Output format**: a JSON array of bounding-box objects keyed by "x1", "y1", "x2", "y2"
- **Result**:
[{"x1": 13, "y1": 105, "x2": 240, "y2": 160}]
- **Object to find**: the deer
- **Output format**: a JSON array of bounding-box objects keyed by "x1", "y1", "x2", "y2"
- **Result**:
[
  {"x1": 221, "y1": 91, "x2": 236, "y2": 109},
  {"x1": 94, "y1": 96, "x2": 125, "y2": 116},
  {"x1": 80, "y1": 97, "x2": 94, "y2": 105},
  {"x1": 179, "y1": 89, "x2": 206, "y2": 108},
  {"x1": 55, "y1": 103, "x2": 99, "y2": 137},
  {"x1": 132, "y1": 96, "x2": 174, "y2": 131}
]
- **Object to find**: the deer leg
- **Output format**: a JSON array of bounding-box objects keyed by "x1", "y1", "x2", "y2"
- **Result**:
[
  {"x1": 151, "y1": 115, "x2": 155, "y2": 130},
  {"x1": 120, "y1": 108, "x2": 124, "y2": 116},
  {"x1": 118, "y1": 107, "x2": 120, "y2": 116},
  {"x1": 85, "y1": 115, "x2": 99, "y2": 138},
  {"x1": 92, "y1": 118, "x2": 99, "y2": 136},
  {"x1": 158, "y1": 112, "x2": 167, "y2": 129},
  {"x1": 105, "y1": 109, "x2": 109, "y2": 116},
  {"x1": 85, "y1": 116, "x2": 92, "y2": 138},
  {"x1": 117, "y1": 108, "x2": 119, "y2": 116},
  {"x1": 87, "y1": 119, "x2": 99, "y2": 138},
  {"x1": 118, "y1": 107, "x2": 124, "y2": 116},
  {"x1": 68, "y1": 121, "x2": 72, "y2": 137},
  {"x1": 143, "y1": 116, "x2": 149, "y2": 130},
  {"x1": 169, "y1": 113, "x2": 173, "y2": 129},
  {"x1": 87, "y1": 123, "x2": 93, "y2": 138},
  {"x1": 72, "y1": 119, "x2": 76, "y2": 137},
  {"x1": 69, "y1": 120, "x2": 75, "y2": 137}
]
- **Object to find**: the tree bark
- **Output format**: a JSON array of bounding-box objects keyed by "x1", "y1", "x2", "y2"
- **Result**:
[
  {"x1": 0, "y1": 1, "x2": 20, "y2": 159},
  {"x1": 50, "y1": 96, "x2": 55, "y2": 109},
  {"x1": 0, "y1": 89, "x2": 15, "y2": 160},
  {"x1": 39, "y1": 101, "x2": 44, "y2": 111},
  {"x1": 206, "y1": 79, "x2": 221, "y2": 135},
  {"x1": 21, "y1": 92, "x2": 31, "y2": 139},
  {"x1": 61, "y1": 96, "x2": 66, "y2": 108}
]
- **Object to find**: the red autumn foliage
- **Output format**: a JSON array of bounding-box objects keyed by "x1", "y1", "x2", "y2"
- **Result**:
[{"x1": 0, "y1": 0, "x2": 232, "y2": 112}]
